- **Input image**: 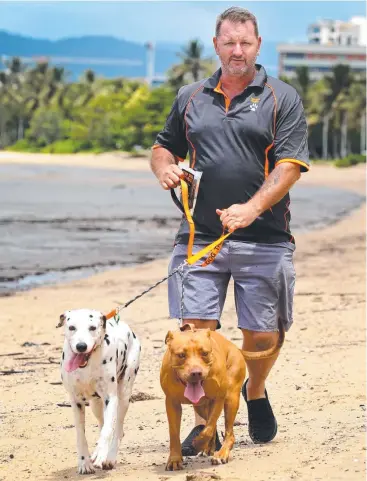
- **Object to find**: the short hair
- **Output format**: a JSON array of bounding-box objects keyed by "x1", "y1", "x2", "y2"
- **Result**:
[{"x1": 215, "y1": 7, "x2": 259, "y2": 38}]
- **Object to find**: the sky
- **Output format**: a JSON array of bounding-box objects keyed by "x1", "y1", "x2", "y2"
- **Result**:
[{"x1": 0, "y1": 1, "x2": 365, "y2": 46}]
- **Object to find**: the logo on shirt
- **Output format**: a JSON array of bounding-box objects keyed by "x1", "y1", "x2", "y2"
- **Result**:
[{"x1": 249, "y1": 97, "x2": 260, "y2": 112}]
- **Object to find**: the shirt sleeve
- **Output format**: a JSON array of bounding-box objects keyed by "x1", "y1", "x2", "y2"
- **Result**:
[
  {"x1": 153, "y1": 94, "x2": 188, "y2": 161},
  {"x1": 273, "y1": 93, "x2": 310, "y2": 172}
]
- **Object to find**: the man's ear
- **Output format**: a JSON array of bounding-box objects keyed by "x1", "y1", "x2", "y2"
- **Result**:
[
  {"x1": 165, "y1": 330, "x2": 174, "y2": 345},
  {"x1": 101, "y1": 315, "x2": 107, "y2": 330},
  {"x1": 56, "y1": 313, "x2": 66, "y2": 328}
]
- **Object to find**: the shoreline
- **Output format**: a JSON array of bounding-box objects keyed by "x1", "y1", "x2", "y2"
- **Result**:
[{"x1": 0, "y1": 154, "x2": 365, "y2": 481}]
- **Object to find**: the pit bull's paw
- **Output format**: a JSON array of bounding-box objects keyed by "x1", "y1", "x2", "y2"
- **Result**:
[
  {"x1": 91, "y1": 446, "x2": 116, "y2": 470},
  {"x1": 78, "y1": 457, "x2": 95, "y2": 474},
  {"x1": 165, "y1": 455, "x2": 183, "y2": 471},
  {"x1": 192, "y1": 432, "x2": 211, "y2": 453},
  {"x1": 211, "y1": 448, "x2": 230, "y2": 465}
]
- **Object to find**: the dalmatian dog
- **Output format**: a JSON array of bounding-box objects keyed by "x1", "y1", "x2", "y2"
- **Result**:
[{"x1": 57, "y1": 309, "x2": 141, "y2": 474}]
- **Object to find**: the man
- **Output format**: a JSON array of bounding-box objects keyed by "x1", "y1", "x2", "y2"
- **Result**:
[{"x1": 150, "y1": 6, "x2": 309, "y2": 454}]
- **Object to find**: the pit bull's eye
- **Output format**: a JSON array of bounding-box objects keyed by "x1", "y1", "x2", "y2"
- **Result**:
[
  {"x1": 201, "y1": 351, "x2": 209, "y2": 357},
  {"x1": 89, "y1": 326, "x2": 96, "y2": 331},
  {"x1": 69, "y1": 326, "x2": 76, "y2": 331},
  {"x1": 177, "y1": 353, "x2": 186, "y2": 359}
]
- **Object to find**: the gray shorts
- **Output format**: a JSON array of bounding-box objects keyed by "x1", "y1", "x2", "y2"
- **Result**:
[{"x1": 168, "y1": 241, "x2": 296, "y2": 332}]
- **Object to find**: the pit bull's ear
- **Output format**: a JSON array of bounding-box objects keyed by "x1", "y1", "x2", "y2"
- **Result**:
[
  {"x1": 101, "y1": 315, "x2": 107, "y2": 330},
  {"x1": 165, "y1": 330, "x2": 174, "y2": 345},
  {"x1": 56, "y1": 313, "x2": 66, "y2": 328}
]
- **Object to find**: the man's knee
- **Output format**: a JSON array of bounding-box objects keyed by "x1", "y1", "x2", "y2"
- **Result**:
[
  {"x1": 241, "y1": 329, "x2": 278, "y2": 351},
  {"x1": 183, "y1": 319, "x2": 218, "y2": 331}
]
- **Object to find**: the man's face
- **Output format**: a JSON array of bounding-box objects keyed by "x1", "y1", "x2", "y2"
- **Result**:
[{"x1": 213, "y1": 20, "x2": 261, "y2": 77}]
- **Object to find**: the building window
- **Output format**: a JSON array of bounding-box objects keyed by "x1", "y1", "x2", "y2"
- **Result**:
[{"x1": 285, "y1": 53, "x2": 305, "y2": 59}]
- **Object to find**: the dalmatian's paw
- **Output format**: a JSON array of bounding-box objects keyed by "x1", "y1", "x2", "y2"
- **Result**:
[
  {"x1": 78, "y1": 456, "x2": 95, "y2": 474},
  {"x1": 91, "y1": 445, "x2": 116, "y2": 470}
]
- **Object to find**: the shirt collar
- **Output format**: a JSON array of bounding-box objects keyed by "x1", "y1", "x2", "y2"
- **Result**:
[{"x1": 203, "y1": 64, "x2": 267, "y2": 90}]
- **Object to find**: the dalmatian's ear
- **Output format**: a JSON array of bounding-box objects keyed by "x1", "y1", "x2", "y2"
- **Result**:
[
  {"x1": 101, "y1": 315, "x2": 107, "y2": 330},
  {"x1": 56, "y1": 313, "x2": 66, "y2": 328}
]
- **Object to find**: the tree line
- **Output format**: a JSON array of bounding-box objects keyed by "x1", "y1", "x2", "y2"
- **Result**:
[{"x1": 0, "y1": 40, "x2": 365, "y2": 165}]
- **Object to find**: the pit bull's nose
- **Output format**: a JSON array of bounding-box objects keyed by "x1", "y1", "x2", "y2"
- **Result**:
[
  {"x1": 189, "y1": 369, "x2": 203, "y2": 382},
  {"x1": 76, "y1": 342, "x2": 88, "y2": 353}
]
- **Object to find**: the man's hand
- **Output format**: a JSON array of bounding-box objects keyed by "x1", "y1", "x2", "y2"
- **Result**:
[
  {"x1": 156, "y1": 164, "x2": 184, "y2": 190},
  {"x1": 216, "y1": 203, "x2": 260, "y2": 232}
]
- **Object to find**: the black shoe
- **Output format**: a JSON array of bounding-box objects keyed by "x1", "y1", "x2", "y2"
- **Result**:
[
  {"x1": 242, "y1": 379, "x2": 278, "y2": 444},
  {"x1": 181, "y1": 424, "x2": 222, "y2": 456}
]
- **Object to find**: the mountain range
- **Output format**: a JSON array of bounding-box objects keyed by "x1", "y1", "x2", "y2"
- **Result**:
[{"x1": 0, "y1": 30, "x2": 279, "y2": 80}]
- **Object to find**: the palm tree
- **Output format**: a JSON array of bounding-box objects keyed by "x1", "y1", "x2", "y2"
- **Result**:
[{"x1": 167, "y1": 39, "x2": 215, "y2": 89}]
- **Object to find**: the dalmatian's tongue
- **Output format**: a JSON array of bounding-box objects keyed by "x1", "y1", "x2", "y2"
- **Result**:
[
  {"x1": 65, "y1": 353, "x2": 87, "y2": 372},
  {"x1": 184, "y1": 381, "x2": 205, "y2": 404}
]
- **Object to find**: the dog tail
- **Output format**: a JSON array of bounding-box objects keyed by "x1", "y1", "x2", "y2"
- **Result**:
[{"x1": 240, "y1": 319, "x2": 285, "y2": 361}]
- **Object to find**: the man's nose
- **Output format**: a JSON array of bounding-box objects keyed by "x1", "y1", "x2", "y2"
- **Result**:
[
  {"x1": 233, "y1": 43, "x2": 243, "y2": 56},
  {"x1": 76, "y1": 342, "x2": 88, "y2": 353}
]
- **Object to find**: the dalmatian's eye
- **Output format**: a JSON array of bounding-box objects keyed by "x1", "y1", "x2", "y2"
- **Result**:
[
  {"x1": 89, "y1": 326, "x2": 97, "y2": 331},
  {"x1": 68, "y1": 326, "x2": 76, "y2": 331}
]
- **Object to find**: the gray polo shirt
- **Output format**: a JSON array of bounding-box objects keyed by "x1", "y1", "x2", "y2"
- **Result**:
[{"x1": 154, "y1": 65, "x2": 309, "y2": 244}]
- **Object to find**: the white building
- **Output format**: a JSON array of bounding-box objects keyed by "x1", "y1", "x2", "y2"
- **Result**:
[{"x1": 277, "y1": 17, "x2": 367, "y2": 79}]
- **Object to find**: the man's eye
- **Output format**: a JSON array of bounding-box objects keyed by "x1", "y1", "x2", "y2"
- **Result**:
[
  {"x1": 89, "y1": 326, "x2": 97, "y2": 331},
  {"x1": 177, "y1": 353, "x2": 186, "y2": 359},
  {"x1": 68, "y1": 326, "x2": 76, "y2": 331}
]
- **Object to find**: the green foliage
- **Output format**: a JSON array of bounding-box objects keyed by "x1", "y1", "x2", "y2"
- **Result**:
[
  {"x1": 334, "y1": 154, "x2": 366, "y2": 168},
  {"x1": 0, "y1": 53, "x2": 365, "y2": 161}
]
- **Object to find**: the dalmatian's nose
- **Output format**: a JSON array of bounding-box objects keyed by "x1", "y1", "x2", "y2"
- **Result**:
[{"x1": 76, "y1": 342, "x2": 88, "y2": 353}]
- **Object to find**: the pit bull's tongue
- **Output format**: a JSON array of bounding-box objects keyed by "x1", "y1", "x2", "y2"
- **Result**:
[
  {"x1": 65, "y1": 353, "x2": 86, "y2": 372},
  {"x1": 184, "y1": 381, "x2": 205, "y2": 404}
]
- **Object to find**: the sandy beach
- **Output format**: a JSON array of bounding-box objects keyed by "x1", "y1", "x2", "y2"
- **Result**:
[{"x1": 0, "y1": 153, "x2": 365, "y2": 481}]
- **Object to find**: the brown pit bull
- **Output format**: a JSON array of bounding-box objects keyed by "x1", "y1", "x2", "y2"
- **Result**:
[{"x1": 160, "y1": 323, "x2": 284, "y2": 470}]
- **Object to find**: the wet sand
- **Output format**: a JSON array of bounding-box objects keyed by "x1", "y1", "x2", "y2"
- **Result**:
[
  {"x1": 0, "y1": 153, "x2": 365, "y2": 481},
  {"x1": 0, "y1": 153, "x2": 363, "y2": 295}
]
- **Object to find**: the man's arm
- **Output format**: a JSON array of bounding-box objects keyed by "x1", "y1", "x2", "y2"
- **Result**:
[
  {"x1": 217, "y1": 162, "x2": 301, "y2": 232},
  {"x1": 150, "y1": 147, "x2": 184, "y2": 190}
]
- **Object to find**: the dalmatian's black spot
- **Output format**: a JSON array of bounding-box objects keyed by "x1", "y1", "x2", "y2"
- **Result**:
[
  {"x1": 132, "y1": 331, "x2": 136, "y2": 339},
  {"x1": 62, "y1": 352, "x2": 65, "y2": 360},
  {"x1": 125, "y1": 343, "x2": 127, "y2": 351},
  {"x1": 121, "y1": 350, "x2": 126, "y2": 366},
  {"x1": 82, "y1": 397, "x2": 86, "y2": 402},
  {"x1": 116, "y1": 349, "x2": 118, "y2": 359},
  {"x1": 105, "y1": 398, "x2": 109, "y2": 407},
  {"x1": 128, "y1": 376, "x2": 130, "y2": 381},
  {"x1": 109, "y1": 322, "x2": 113, "y2": 327},
  {"x1": 140, "y1": 345, "x2": 141, "y2": 351},
  {"x1": 89, "y1": 314, "x2": 93, "y2": 318},
  {"x1": 135, "y1": 367, "x2": 139, "y2": 375},
  {"x1": 92, "y1": 392, "x2": 100, "y2": 398},
  {"x1": 67, "y1": 318, "x2": 70, "y2": 321},
  {"x1": 103, "y1": 360, "x2": 107, "y2": 364},
  {"x1": 120, "y1": 350, "x2": 123, "y2": 355},
  {"x1": 128, "y1": 332, "x2": 130, "y2": 339},
  {"x1": 111, "y1": 376, "x2": 115, "y2": 382},
  {"x1": 118, "y1": 365, "x2": 127, "y2": 381},
  {"x1": 81, "y1": 456, "x2": 85, "y2": 460},
  {"x1": 77, "y1": 403, "x2": 82, "y2": 409},
  {"x1": 104, "y1": 335, "x2": 110, "y2": 346},
  {"x1": 110, "y1": 357, "x2": 113, "y2": 361}
]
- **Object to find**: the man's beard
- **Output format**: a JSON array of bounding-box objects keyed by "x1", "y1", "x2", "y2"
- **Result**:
[{"x1": 220, "y1": 56, "x2": 256, "y2": 77}]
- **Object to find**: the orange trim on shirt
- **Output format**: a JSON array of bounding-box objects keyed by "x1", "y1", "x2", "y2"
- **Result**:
[
  {"x1": 184, "y1": 85, "x2": 204, "y2": 169},
  {"x1": 275, "y1": 158, "x2": 310, "y2": 171},
  {"x1": 151, "y1": 144, "x2": 185, "y2": 162},
  {"x1": 214, "y1": 81, "x2": 230, "y2": 113}
]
